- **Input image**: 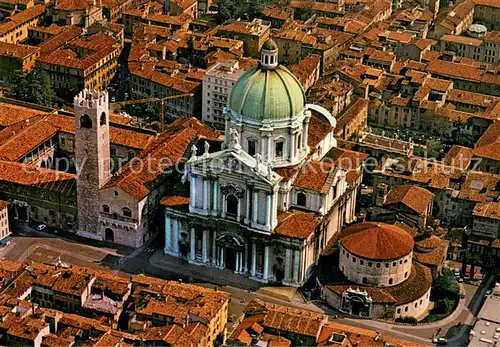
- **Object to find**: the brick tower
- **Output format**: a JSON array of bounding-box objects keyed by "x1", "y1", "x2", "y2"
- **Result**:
[{"x1": 74, "y1": 89, "x2": 111, "y2": 239}]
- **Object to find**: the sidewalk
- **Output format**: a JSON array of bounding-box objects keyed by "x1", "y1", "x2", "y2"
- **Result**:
[{"x1": 149, "y1": 250, "x2": 266, "y2": 291}]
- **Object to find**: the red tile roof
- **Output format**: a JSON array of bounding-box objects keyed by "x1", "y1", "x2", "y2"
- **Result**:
[
  {"x1": 104, "y1": 117, "x2": 219, "y2": 200},
  {"x1": 340, "y1": 222, "x2": 414, "y2": 260},
  {"x1": 384, "y1": 185, "x2": 434, "y2": 215},
  {"x1": 275, "y1": 209, "x2": 319, "y2": 239},
  {"x1": 294, "y1": 161, "x2": 336, "y2": 193}
]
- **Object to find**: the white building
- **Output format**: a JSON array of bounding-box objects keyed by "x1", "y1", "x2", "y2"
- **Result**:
[
  {"x1": 202, "y1": 60, "x2": 246, "y2": 130},
  {"x1": 162, "y1": 40, "x2": 364, "y2": 287},
  {"x1": 0, "y1": 200, "x2": 10, "y2": 246}
]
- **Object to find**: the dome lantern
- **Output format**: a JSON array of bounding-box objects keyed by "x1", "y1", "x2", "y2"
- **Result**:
[{"x1": 260, "y1": 39, "x2": 278, "y2": 70}]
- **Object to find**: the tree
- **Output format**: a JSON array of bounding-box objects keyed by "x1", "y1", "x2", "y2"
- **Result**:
[
  {"x1": 246, "y1": 0, "x2": 263, "y2": 19},
  {"x1": 215, "y1": 0, "x2": 233, "y2": 24},
  {"x1": 12, "y1": 67, "x2": 54, "y2": 107}
]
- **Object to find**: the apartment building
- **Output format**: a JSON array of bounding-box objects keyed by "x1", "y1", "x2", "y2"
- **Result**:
[
  {"x1": 100, "y1": 0, "x2": 133, "y2": 22},
  {"x1": 0, "y1": 4, "x2": 45, "y2": 44},
  {"x1": 438, "y1": 31, "x2": 500, "y2": 64},
  {"x1": 50, "y1": 0, "x2": 102, "y2": 27},
  {"x1": 37, "y1": 32, "x2": 122, "y2": 98},
  {"x1": 165, "y1": 0, "x2": 197, "y2": 18},
  {"x1": 202, "y1": 60, "x2": 245, "y2": 129},
  {"x1": 0, "y1": 201, "x2": 10, "y2": 246},
  {"x1": 216, "y1": 18, "x2": 271, "y2": 56},
  {"x1": 0, "y1": 259, "x2": 229, "y2": 346},
  {"x1": 0, "y1": 41, "x2": 39, "y2": 80}
]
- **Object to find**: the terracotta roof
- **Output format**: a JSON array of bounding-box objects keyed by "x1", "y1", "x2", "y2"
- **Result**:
[
  {"x1": 473, "y1": 201, "x2": 500, "y2": 220},
  {"x1": 384, "y1": 185, "x2": 434, "y2": 215},
  {"x1": 308, "y1": 112, "x2": 333, "y2": 149},
  {"x1": 0, "y1": 103, "x2": 46, "y2": 127},
  {"x1": 160, "y1": 195, "x2": 190, "y2": 207},
  {"x1": 243, "y1": 299, "x2": 326, "y2": 338},
  {"x1": 318, "y1": 321, "x2": 427, "y2": 347},
  {"x1": 275, "y1": 209, "x2": 318, "y2": 239},
  {"x1": 104, "y1": 117, "x2": 219, "y2": 200},
  {"x1": 443, "y1": 145, "x2": 474, "y2": 169},
  {"x1": 340, "y1": 222, "x2": 414, "y2": 260},
  {"x1": 474, "y1": 122, "x2": 500, "y2": 161},
  {"x1": 0, "y1": 41, "x2": 39, "y2": 59},
  {"x1": 326, "y1": 262, "x2": 432, "y2": 305},
  {"x1": 0, "y1": 160, "x2": 75, "y2": 193},
  {"x1": 294, "y1": 161, "x2": 336, "y2": 193},
  {"x1": 0, "y1": 5, "x2": 45, "y2": 36}
]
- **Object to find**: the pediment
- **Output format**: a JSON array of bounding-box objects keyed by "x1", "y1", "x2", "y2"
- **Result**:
[{"x1": 187, "y1": 148, "x2": 281, "y2": 185}]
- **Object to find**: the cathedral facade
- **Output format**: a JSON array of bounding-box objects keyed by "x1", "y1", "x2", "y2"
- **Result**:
[{"x1": 163, "y1": 40, "x2": 364, "y2": 286}]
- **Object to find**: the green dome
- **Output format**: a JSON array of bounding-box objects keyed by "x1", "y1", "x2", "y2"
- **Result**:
[{"x1": 228, "y1": 65, "x2": 305, "y2": 122}]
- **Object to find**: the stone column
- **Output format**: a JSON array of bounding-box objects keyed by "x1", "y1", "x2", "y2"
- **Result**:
[
  {"x1": 237, "y1": 197, "x2": 241, "y2": 221},
  {"x1": 164, "y1": 215, "x2": 171, "y2": 254},
  {"x1": 203, "y1": 179, "x2": 209, "y2": 211},
  {"x1": 235, "y1": 251, "x2": 240, "y2": 273},
  {"x1": 212, "y1": 230, "x2": 217, "y2": 265},
  {"x1": 290, "y1": 132, "x2": 295, "y2": 160},
  {"x1": 239, "y1": 252, "x2": 244, "y2": 273},
  {"x1": 285, "y1": 248, "x2": 292, "y2": 282},
  {"x1": 245, "y1": 190, "x2": 251, "y2": 224},
  {"x1": 267, "y1": 136, "x2": 272, "y2": 162},
  {"x1": 212, "y1": 180, "x2": 218, "y2": 216},
  {"x1": 303, "y1": 118, "x2": 310, "y2": 148},
  {"x1": 293, "y1": 249, "x2": 300, "y2": 284},
  {"x1": 252, "y1": 191, "x2": 259, "y2": 223},
  {"x1": 251, "y1": 242, "x2": 256, "y2": 277},
  {"x1": 190, "y1": 227, "x2": 195, "y2": 261},
  {"x1": 265, "y1": 193, "x2": 272, "y2": 228},
  {"x1": 215, "y1": 246, "x2": 220, "y2": 267},
  {"x1": 202, "y1": 229, "x2": 208, "y2": 263},
  {"x1": 244, "y1": 241, "x2": 249, "y2": 273},
  {"x1": 221, "y1": 194, "x2": 227, "y2": 218},
  {"x1": 220, "y1": 247, "x2": 225, "y2": 268},
  {"x1": 263, "y1": 245, "x2": 269, "y2": 281},
  {"x1": 172, "y1": 219, "x2": 179, "y2": 255},
  {"x1": 190, "y1": 176, "x2": 196, "y2": 209}
]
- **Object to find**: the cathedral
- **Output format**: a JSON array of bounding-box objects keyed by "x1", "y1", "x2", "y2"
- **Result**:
[{"x1": 163, "y1": 40, "x2": 364, "y2": 286}]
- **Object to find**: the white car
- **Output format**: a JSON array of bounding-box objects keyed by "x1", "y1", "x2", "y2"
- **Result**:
[
  {"x1": 36, "y1": 224, "x2": 46, "y2": 231},
  {"x1": 486, "y1": 290, "x2": 492, "y2": 295},
  {"x1": 433, "y1": 337, "x2": 448, "y2": 345},
  {"x1": 111, "y1": 97, "x2": 116, "y2": 102}
]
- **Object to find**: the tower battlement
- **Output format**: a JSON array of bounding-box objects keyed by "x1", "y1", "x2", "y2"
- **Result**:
[{"x1": 74, "y1": 89, "x2": 108, "y2": 109}]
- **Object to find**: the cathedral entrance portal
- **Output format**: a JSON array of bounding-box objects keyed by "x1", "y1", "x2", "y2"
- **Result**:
[{"x1": 226, "y1": 248, "x2": 237, "y2": 271}]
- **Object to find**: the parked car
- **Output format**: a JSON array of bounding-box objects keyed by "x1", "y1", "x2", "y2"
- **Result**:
[
  {"x1": 458, "y1": 278, "x2": 464, "y2": 283},
  {"x1": 432, "y1": 337, "x2": 448, "y2": 345},
  {"x1": 486, "y1": 290, "x2": 492, "y2": 295},
  {"x1": 111, "y1": 96, "x2": 116, "y2": 102},
  {"x1": 36, "y1": 224, "x2": 47, "y2": 231}
]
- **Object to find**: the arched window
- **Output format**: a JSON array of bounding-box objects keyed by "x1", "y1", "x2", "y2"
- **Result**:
[
  {"x1": 100, "y1": 112, "x2": 107, "y2": 125},
  {"x1": 122, "y1": 207, "x2": 132, "y2": 217},
  {"x1": 80, "y1": 114, "x2": 92, "y2": 128},
  {"x1": 297, "y1": 192, "x2": 307, "y2": 206},
  {"x1": 389, "y1": 278, "x2": 393, "y2": 285},
  {"x1": 110, "y1": 146, "x2": 117, "y2": 156},
  {"x1": 103, "y1": 205, "x2": 110, "y2": 213},
  {"x1": 297, "y1": 134, "x2": 302, "y2": 149},
  {"x1": 247, "y1": 139, "x2": 257, "y2": 156},
  {"x1": 226, "y1": 195, "x2": 238, "y2": 216},
  {"x1": 362, "y1": 277, "x2": 367, "y2": 284}
]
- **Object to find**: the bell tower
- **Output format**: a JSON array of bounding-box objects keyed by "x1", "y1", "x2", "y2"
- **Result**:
[{"x1": 74, "y1": 89, "x2": 111, "y2": 239}]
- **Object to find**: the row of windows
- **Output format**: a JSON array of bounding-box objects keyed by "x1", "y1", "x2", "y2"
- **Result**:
[
  {"x1": 103, "y1": 205, "x2": 132, "y2": 217},
  {"x1": 344, "y1": 249, "x2": 408, "y2": 267}
]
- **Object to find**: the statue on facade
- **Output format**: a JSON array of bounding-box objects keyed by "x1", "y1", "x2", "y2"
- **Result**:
[
  {"x1": 190, "y1": 144, "x2": 198, "y2": 160},
  {"x1": 254, "y1": 153, "x2": 262, "y2": 168},
  {"x1": 228, "y1": 128, "x2": 241, "y2": 150},
  {"x1": 204, "y1": 141, "x2": 210, "y2": 156}
]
